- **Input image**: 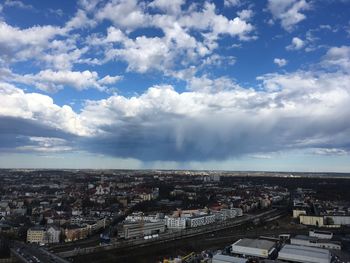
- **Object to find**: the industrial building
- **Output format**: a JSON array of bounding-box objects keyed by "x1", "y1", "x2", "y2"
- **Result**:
[
  {"x1": 278, "y1": 244, "x2": 331, "y2": 263},
  {"x1": 212, "y1": 253, "x2": 247, "y2": 263},
  {"x1": 292, "y1": 209, "x2": 306, "y2": 218},
  {"x1": 299, "y1": 215, "x2": 324, "y2": 227},
  {"x1": 231, "y1": 238, "x2": 276, "y2": 259},
  {"x1": 309, "y1": 229, "x2": 333, "y2": 239},
  {"x1": 291, "y1": 235, "x2": 341, "y2": 250}
]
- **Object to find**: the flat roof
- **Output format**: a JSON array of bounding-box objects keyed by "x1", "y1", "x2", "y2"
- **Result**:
[
  {"x1": 212, "y1": 254, "x2": 247, "y2": 263},
  {"x1": 293, "y1": 235, "x2": 317, "y2": 241},
  {"x1": 278, "y1": 244, "x2": 330, "y2": 263},
  {"x1": 311, "y1": 230, "x2": 332, "y2": 234},
  {"x1": 233, "y1": 238, "x2": 275, "y2": 251}
]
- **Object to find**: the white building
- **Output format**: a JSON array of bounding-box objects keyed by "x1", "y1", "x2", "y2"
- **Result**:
[
  {"x1": 212, "y1": 208, "x2": 243, "y2": 221},
  {"x1": 309, "y1": 230, "x2": 333, "y2": 239},
  {"x1": 231, "y1": 238, "x2": 276, "y2": 259},
  {"x1": 165, "y1": 217, "x2": 186, "y2": 229},
  {"x1": 187, "y1": 214, "x2": 215, "y2": 228},
  {"x1": 125, "y1": 212, "x2": 161, "y2": 223},
  {"x1": 291, "y1": 235, "x2": 341, "y2": 250},
  {"x1": 95, "y1": 184, "x2": 110, "y2": 195},
  {"x1": 293, "y1": 209, "x2": 307, "y2": 218},
  {"x1": 278, "y1": 244, "x2": 331, "y2": 263},
  {"x1": 47, "y1": 226, "x2": 60, "y2": 244}
]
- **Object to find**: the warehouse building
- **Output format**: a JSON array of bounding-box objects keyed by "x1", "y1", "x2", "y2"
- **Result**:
[
  {"x1": 299, "y1": 215, "x2": 324, "y2": 227},
  {"x1": 291, "y1": 235, "x2": 341, "y2": 250},
  {"x1": 309, "y1": 229, "x2": 333, "y2": 239},
  {"x1": 212, "y1": 253, "x2": 247, "y2": 263},
  {"x1": 278, "y1": 244, "x2": 331, "y2": 263},
  {"x1": 231, "y1": 238, "x2": 276, "y2": 259}
]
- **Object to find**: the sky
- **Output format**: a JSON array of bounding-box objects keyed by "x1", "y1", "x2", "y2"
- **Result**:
[{"x1": 0, "y1": 0, "x2": 350, "y2": 172}]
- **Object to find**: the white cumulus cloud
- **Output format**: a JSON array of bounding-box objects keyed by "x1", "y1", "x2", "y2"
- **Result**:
[
  {"x1": 267, "y1": 0, "x2": 311, "y2": 31},
  {"x1": 274, "y1": 58, "x2": 288, "y2": 67}
]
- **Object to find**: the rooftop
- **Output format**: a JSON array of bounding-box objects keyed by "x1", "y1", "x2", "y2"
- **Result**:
[
  {"x1": 232, "y1": 238, "x2": 275, "y2": 250},
  {"x1": 278, "y1": 244, "x2": 330, "y2": 263}
]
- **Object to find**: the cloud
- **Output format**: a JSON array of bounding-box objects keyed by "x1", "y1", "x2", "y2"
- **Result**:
[
  {"x1": 267, "y1": 0, "x2": 311, "y2": 31},
  {"x1": 0, "y1": 82, "x2": 92, "y2": 136},
  {"x1": 0, "y1": 21, "x2": 63, "y2": 63},
  {"x1": 0, "y1": 1, "x2": 256, "y2": 82},
  {"x1": 274, "y1": 58, "x2": 288, "y2": 67},
  {"x1": 16, "y1": 137, "x2": 73, "y2": 153},
  {"x1": 286, "y1": 37, "x2": 305, "y2": 50},
  {"x1": 237, "y1": 9, "x2": 254, "y2": 21},
  {"x1": 148, "y1": 0, "x2": 185, "y2": 15},
  {"x1": 313, "y1": 148, "x2": 349, "y2": 156},
  {"x1": 224, "y1": 0, "x2": 240, "y2": 7},
  {"x1": 321, "y1": 46, "x2": 350, "y2": 72},
  {"x1": 10, "y1": 70, "x2": 121, "y2": 92},
  {"x1": 80, "y1": 69, "x2": 350, "y2": 161},
  {"x1": 3, "y1": 0, "x2": 33, "y2": 10},
  {"x1": 2, "y1": 56, "x2": 350, "y2": 162},
  {"x1": 93, "y1": 1, "x2": 255, "y2": 75},
  {"x1": 96, "y1": 0, "x2": 149, "y2": 32}
]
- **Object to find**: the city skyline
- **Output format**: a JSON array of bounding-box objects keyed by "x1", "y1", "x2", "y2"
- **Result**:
[{"x1": 1, "y1": 0, "x2": 350, "y2": 171}]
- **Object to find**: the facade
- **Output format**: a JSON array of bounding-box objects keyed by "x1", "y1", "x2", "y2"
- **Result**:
[
  {"x1": 231, "y1": 238, "x2": 276, "y2": 259},
  {"x1": 165, "y1": 217, "x2": 186, "y2": 229},
  {"x1": 120, "y1": 221, "x2": 165, "y2": 239},
  {"x1": 187, "y1": 214, "x2": 216, "y2": 228},
  {"x1": 330, "y1": 215, "x2": 350, "y2": 226},
  {"x1": 64, "y1": 225, "x2": 89, "y2": 242},
  {"x1": 300, "y1": 214, "x2": 350, "y2": 227},
  {"x1": 299, "y1": 215, "x2": 324, "y2": 227},
  {"x1": 47, "y1": 226, "x2": 60, "y2": 244},
  {"x1": 278, "y1": 244, "x2": 331, "y2": 263},
  {"x1": 293, "y1": 209, "x2": 306, "y2": 218},
  {"x1": 27, "y1": 227, "x2": 46, "y2": 244}
]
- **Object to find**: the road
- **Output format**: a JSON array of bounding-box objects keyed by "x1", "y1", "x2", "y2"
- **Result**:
[{"x1": 11, "y1": 241, "x2": 70, "y2": 263}]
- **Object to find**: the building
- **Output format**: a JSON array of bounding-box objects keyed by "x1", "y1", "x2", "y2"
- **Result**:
[
  {"x1": 231, "y1": 238, "x2": 276, "y2": 259},
  {"x1": 291, "y1": 235, "x2": 341, "y2": 250},
  {"x1": 299, "y1": 215, "x2": 324, "y2": 227},
  {"x1": 293, "y1": 209, "x2": 306, "y2": 218},
  {"x1": 125, "y1": 212, "x2": 162, "y2": 223},
  {"x1": 213, "y1": 208, "x2": 243, "y2": 221},
  {"x1": 187, "y1": 214, "x2": 216, "y2": 228},
  {"x1": 212, "y1": 253, "x2": 247, "y2": 263},
  {"x1": 27, "y1": 227, "x2": 46, "y2": 244},
  {"x1": 47, "y1": 226, "x2": 60, "y2": 244},
  {"x1": 165, "y1": 217, "x2": 186, "y2": 229},
  {"x1": 278, "y1": 244, "x2": 331, "y2": 263},
  {"x1": 119, "y1": 221, "x2": 165, "y2": 239},
  {"x1": 330, "y1": 215, "x2": 350, "y2": 226},
  {"x1": 309, "y1": 230, "x2": 333, "y2": 239},
  {"x1": 64, "y1": 225, "x2": 89, "y2": 242}
]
